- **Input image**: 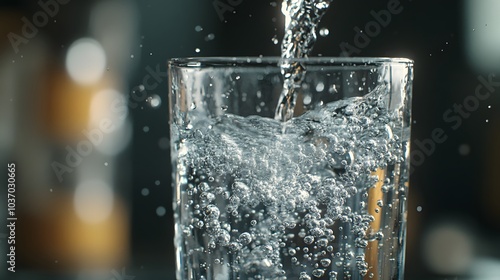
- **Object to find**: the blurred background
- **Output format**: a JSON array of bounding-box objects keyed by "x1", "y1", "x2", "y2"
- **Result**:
[{"x1": 0, "y1": 0, "x2": 499, "y2": 279}]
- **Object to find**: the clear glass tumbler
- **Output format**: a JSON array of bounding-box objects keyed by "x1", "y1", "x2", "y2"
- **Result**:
[{"x1": 169, "y1": 57, "x2": 413, "y2": 280}]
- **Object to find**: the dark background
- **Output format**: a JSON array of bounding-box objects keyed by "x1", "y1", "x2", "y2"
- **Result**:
[{"x1": 1, "y1": 0, "x2": 500, "y2": 279}]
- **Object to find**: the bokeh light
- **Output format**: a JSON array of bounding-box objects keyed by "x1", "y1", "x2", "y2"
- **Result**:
[{"x1": 65, "y1": 38, "x2": 106, "y2": 85}]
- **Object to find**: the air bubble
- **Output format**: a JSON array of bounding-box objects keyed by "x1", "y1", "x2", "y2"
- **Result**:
[
  {"x1": 203, "y1": 204, "x2": 220, "y2": 219},
  {"x1": 304, "y1": 236, "x2": 314, "y2": 244},
  {"x1": 299, "y1": 272, "x2": 312, "y2": 280},
  {"x1": 312, "y1": 268, "x2": 325, "y2": 277},
  {"x1": 239, "y1": 232, "x2": 252, "y2": 245},
  {"x1": 320, "y1": 258, "x2": 331, "y2": 267}
]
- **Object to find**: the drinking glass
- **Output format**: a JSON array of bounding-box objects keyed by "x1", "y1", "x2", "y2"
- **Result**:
[{"x1": 169, "y1": 57, "x2": 413, "y2": 280}]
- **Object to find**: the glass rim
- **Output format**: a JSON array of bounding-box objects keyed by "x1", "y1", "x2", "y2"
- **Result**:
[{"x1": 168, "y1": 56, "x2": 414, "y2": 68}]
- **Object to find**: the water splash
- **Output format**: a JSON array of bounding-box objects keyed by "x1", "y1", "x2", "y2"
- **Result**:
[{"x1": 275, "y1": 0, "x2": 334, "y2": 121}]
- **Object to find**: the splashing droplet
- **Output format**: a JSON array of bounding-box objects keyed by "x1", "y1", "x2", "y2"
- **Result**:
[
  {"x1": 319, "y1": 27, "x2": 329, "y2": 37},
  {"x1": 148, "y1": 94, "x2": 162, "y2": 108},
  {"x1": 272, "y1": 35, "x2": 279, "y2": 45}
]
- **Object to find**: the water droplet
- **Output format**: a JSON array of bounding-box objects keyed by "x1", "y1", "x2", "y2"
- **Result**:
[
  {"x1": 221, "y1": 105, "x2": 228, "y2": 111},
  {"x1": 195, "y1": 25, "x2": 203, "y2": 32},
  {"x1": 104, "y1": 162, "x2": 108, "y2": 166},
  {"x1": 458, "y1": 144, "x2": 470, "y2": 156},
  {"x1": 158, "y1": 137, "x2": 169, "y2": 150},
  {"x1": 156, "y1": 206, "x2": 166, "y2": 216},
  {"x1": 190, "y1": 103, "x2": 197, "y2": 110},
  {"x1": 195, "y1": 48, "x2": 201, "y2": 53},
  {"x1": 316, "y1": 82, "x2": 325, "y2": 92},
  {"x1": 142, "y1": 188, "x2": 149, "y2": 196},
  {"x1": 130, "y1": 54, "x2": 135, "y2": 59},
  {"x1": 319, "y1": 27, "x2": 329, "y2": 37},
  {"x1": 303, "y1": 95, "x2": 312, "y2": 105},
  {"x1": 143, "y1": 126, "x2": 150, "y2": 133},
  {"x1": 149, "y1": 52, "x2": 153, "y2": 56},
  {"x1": 205, "y1": 33, "x2": 215, "y2": 41},
  {"x1": 148, "y1": 94, "x2": 162, "y2": 108},
  {"x1": 272, "y1": 35, "x2": 279, "y2": 45},
  {"x1": 416, "y1": 206, "x2": 422, "y2": 212}
]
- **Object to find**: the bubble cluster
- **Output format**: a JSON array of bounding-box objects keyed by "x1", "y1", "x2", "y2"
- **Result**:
[{"x1": 173, "y1": 84, "x2": 409, "y2": 279}]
